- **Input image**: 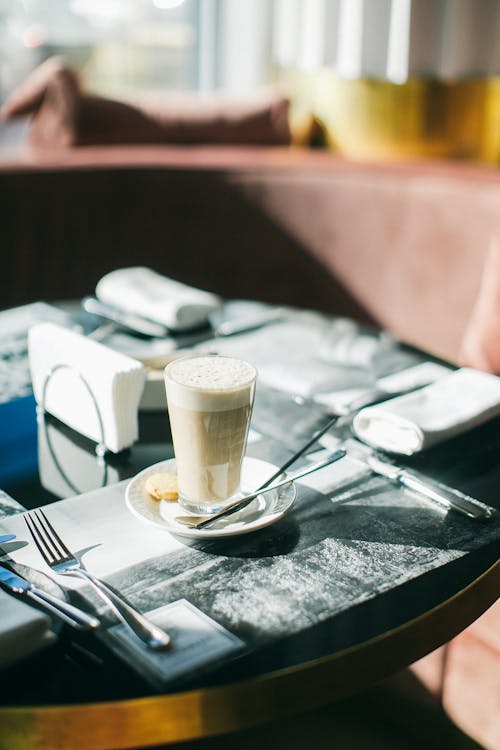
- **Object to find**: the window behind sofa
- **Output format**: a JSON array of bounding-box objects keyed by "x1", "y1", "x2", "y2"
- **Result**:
[{"x1": 0, "y1": 0, "x2": 281, "y2": 105}]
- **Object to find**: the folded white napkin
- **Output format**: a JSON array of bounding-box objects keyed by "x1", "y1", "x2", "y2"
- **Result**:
[
  {"x1": 0, "y1": 589, "x2": 56, "y2": 669},
  {"x1": 96, "y1": 267, "x2": 221, "y2": 332},
  {"x1": 29, "y1": 323, "x2": 146, "y2": 454},
  {"x1": 352, "y1": 368, "x2": 500, "y2": 455}
]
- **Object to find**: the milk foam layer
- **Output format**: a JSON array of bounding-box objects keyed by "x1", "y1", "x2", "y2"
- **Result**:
[{"x1": 165, "y1": 356, "x2": 256, "y2": 411}]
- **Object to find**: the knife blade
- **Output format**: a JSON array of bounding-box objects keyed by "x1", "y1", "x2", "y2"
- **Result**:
[
  {"x1": 0, "y1": 534, "x2": 16, "y2": 544},
  {"x1": 82, "y1": 296, "x2": 169, "y2": 338},
  {"x1": 363, "y1": 454, "x2": 493, "y2": 521},
  {"x1": 0, "y1": 564, "x2": 100, "y2": 630}
]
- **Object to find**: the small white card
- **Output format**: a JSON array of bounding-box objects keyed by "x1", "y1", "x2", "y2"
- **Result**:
[{"x1": 103, "y1": 599, "x2": 245, "y2": 689}]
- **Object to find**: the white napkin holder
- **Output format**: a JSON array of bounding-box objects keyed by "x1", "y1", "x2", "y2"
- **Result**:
[{"x1": 29, "y1": 323, "x2": 146, "y2": 454}]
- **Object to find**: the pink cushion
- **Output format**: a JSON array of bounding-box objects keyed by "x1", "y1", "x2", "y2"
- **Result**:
[
  {"x1": 401, "y1": 602, "x2": 500, "y2": 750},
  {"x1": 1, "y1": 58, "x2": 291, "y2": 147},
  {"x1": 0, "y1": 56, "x2": 79, "y2": 119},
  {"x1": 459, "y1": 238, "x2": 500, "y2": 373},
  {"x1": 443, "y1": 605, "x2": 500, "y2": 750}
]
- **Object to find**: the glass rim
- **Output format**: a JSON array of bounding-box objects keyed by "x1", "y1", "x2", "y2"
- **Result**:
[{"x1": 164, "y1": 354, "x2": 257, "y2": 393}]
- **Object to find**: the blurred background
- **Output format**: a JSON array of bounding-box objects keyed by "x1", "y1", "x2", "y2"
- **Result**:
[{"x1": 1, "y1": 0, "x2": 499, "y2": 163}]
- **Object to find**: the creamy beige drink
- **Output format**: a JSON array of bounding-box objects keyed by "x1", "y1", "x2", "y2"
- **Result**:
[{"x1": 164, "y1": 355, "x2": 257, "y2": 514}]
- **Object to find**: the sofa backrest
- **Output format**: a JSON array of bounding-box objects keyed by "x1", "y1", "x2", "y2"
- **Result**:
[{"x1": 1, "y1": 146, "x2": 499, "y2": 362}]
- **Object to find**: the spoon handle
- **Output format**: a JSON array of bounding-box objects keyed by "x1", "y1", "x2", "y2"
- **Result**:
[
  {"x1": 178, "y1": 449, "x2": 346, "y2": 530},
  {"x1": 255, "y1": 415, "x2": 341, "y2": 492}
]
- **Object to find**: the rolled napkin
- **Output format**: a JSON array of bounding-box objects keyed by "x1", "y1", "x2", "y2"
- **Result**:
[
  {"x1": 352, "y1": 368, "x2": 500, "y2": 455},
  {"x1": 0, "y1": 589, "x2": 56, "y2": 669},
  {"x1": 29, "y1": 323, "x2": 146, "y2": 453},
  {"x1": 96, "y1": 267, "x2": 221, "y2": 332}
]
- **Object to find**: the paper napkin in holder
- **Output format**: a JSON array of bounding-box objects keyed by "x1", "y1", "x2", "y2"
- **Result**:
[
  {"x1": 29, "y1": 323, "x2": 146, "y2": 454},
  {"x1": 96, "y1": 267, "x2": 221, "y2": 332},
  {"x1": 352, "y1": 368, "x2": 500, "y2": 455}
]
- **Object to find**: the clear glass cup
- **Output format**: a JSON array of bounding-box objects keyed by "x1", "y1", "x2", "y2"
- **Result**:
[{"x1": 164, "y1": 355, "x2": 257, "y2": 515}]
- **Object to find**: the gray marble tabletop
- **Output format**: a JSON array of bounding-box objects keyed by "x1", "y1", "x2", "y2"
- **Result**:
[{"x1": 1, "y1": 302, "x2": 498, "y2": 696}]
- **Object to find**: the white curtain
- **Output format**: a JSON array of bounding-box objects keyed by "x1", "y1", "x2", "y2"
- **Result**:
[
  {"x1": 197, "y1": 0, "x2": 273, "y2": 92},
  {"x1": 198, "y1": 0, "x2": 500, "y2": 92}
]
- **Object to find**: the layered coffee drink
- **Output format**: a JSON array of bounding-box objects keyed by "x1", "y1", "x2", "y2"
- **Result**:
[{"x1": 164, "y1": 355, "x2": 257, "y2": 514}]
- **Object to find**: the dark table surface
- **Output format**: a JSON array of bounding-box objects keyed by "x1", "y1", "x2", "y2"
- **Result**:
[{"x1": 0, "y1": 301, "x2": 499, "y2": 726}]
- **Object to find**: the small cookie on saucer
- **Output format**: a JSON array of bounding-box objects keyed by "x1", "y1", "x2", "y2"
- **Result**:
[{"x1": 145, "y1": 472, "x2": 178, "y2": 502}]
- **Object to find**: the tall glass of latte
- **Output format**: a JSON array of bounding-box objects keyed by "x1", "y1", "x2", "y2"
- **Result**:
[{"x1": 164, "y1": 355, "x2": 257, "y2": 515}]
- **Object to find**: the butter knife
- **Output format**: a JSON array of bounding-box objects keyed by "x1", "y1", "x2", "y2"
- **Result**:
[
  {"x1": 0, "y1": 534, "x2": 16, "y2": 544},
  {"x1": 363, "y1": 454, "x2": 493, "y2": 521},
  {"x1": 82, "y1": 296, "x2": 169, "y2": 338},
  {"x1": 0, "y1": 564, "x2": 100, "y2": 630}
]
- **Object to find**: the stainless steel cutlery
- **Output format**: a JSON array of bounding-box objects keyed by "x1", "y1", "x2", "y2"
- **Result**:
[
  {"x1": 357, "y1": 452, "x2": 493, "y2": 520},
  {"x1": 84, "y1": 295, "x2": 285, "y2": 346},
  {"x1": 249, "y1": 379, "x2": 436, "y2": 495},
  {"x1": 24, "y1": 509, "x2": 171, "y2": 651},
  {"x1": 175, "y1": 449, "x2": 347, "y2": 529},
  {"x1": 0, "y1": 563, "x2": 100, "y2": 630}
]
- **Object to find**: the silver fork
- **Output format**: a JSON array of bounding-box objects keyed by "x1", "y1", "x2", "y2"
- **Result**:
[{"x1": 24, "y1": 509, "x2": 171, "y2": 651}]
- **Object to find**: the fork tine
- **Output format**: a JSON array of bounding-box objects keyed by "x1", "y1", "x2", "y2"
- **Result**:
[
  {"x1": 24, "y1": 513, "x2": 54, "y2": 565},
  {"x1": 36, "y1": 509, "x2": 72, "y2": 559},
  {"x1": 26, "y1": 510, "x2": 66, "y2": 562},
  {"x1": 26, "y1": 511, "x2": 171, "y2": 650},
  {"x1": 33, "y1": 510, "x2": 63, "y2": 560}
]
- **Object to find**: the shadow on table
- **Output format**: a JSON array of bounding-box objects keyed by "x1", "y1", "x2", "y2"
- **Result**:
[{"x1": 176, "y1": 520, "x2": 301, "y2": 559}]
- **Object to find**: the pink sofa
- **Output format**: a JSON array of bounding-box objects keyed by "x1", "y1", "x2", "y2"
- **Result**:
[
  {"x1": 2, "y1": 146, "x2": 499, "y2": 360},
  {"x1": 0, "y1": 142, "x2": 499, "y2": 748}
]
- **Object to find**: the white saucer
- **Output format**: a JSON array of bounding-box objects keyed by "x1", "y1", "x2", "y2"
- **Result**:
[{"x1": 125, "y1": 457, "x2": 297, "y2": 539}]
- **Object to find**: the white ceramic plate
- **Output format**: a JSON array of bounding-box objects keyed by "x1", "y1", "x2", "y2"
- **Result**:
[{"x1": 125, "y1": 457, "x2": 297, "y2": 539}]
